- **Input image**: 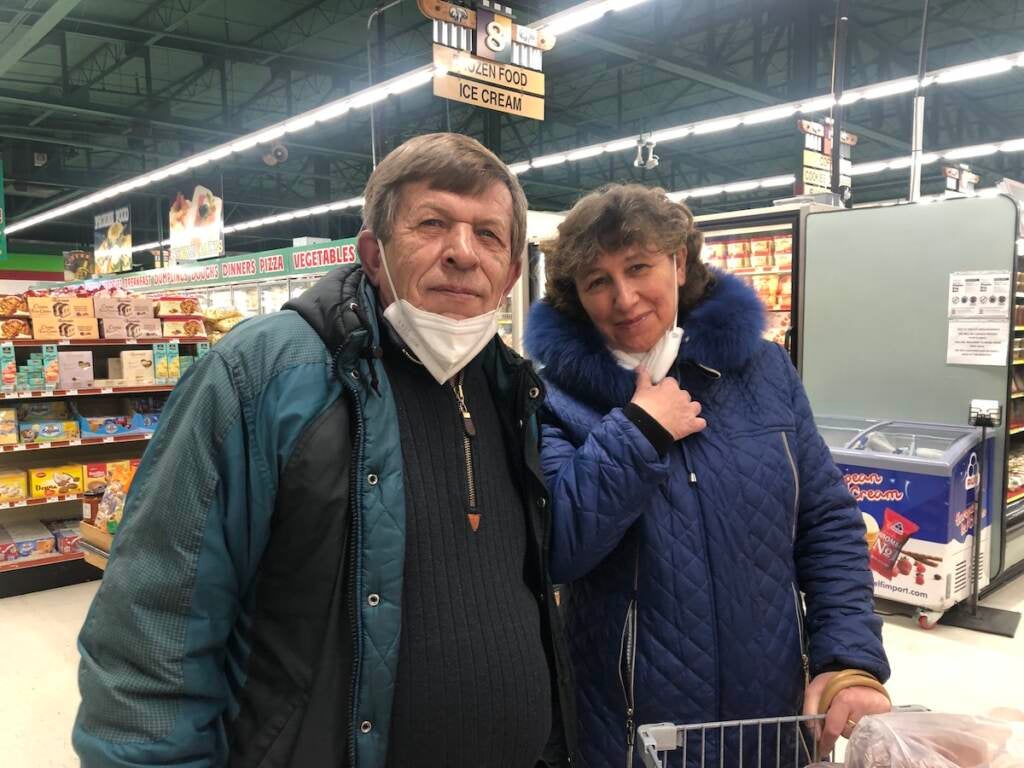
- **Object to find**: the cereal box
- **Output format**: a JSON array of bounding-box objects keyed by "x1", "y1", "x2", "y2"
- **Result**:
[
  {"x1": 0, "y1": 408, "x2": 17, "y2": 445},
  {"x1": 0, "y1": 342, "x2": 16, "y2": 393},
  {"x1": 161, "y1": 317, "x2": 206, "y2": 338},
  {"x1": 57, "y1": 351, "x2": 95, "y2": 389},
  {"x1": 0, "y1": 470, "x2": 27, "y2": 502},
  {"x1": 155, "y1": 296, "x2": 202, "y2": 317},
  {"x1": 0, "y1": 318, "x2": 32, "y2": 339},
  {"x1": 153, "y1": 343, "x2": 169, "y2": 384},
  {"x1": 3, "y1": 520, "x2": 55, "y2": 557},
  {"x1": 42, "y1": 344, "x2": 59, "y2": 389},
  {"x1": 29, "y1": 464, "x2": 85, "y2": 498}
]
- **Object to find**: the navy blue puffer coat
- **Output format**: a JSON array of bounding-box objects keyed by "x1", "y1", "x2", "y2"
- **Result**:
[{"x1": 525, "y1": 271, "x2": 889, "y2": 768}]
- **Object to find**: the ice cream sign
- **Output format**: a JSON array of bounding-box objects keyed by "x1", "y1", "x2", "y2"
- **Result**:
[{"x1": 421, "y1": 0, "x2": 554, "y2": 120}]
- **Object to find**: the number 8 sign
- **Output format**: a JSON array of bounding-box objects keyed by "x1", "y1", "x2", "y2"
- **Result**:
[{"x1": 477, "y1": 9, "x2": 512, "y2": 63}]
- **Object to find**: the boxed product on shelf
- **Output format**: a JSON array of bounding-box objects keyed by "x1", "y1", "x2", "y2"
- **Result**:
[
  {"x1": 57, "y1": 351, "x2": 95, "y2": 389},
  {"x1": 73, "y1": 396, "x2": 163, "y2": 437},
  {"x1": 0, "y1": 295, "x2": 28, "y2": 317},
  {"x1": 773, "y1": 233, "x2": 793, "y2": 268},
  {"x1": 2, "y1": 520, "x2": 55, "y2": 557},
  {"x1": 29, "y1": 464, "x2": 85, "y2": 498},
  {"x1": 0, "y1": 408, "x2": 17, "y2": 445},
  {"x1": 153, "y1": 344, "x2": 168, "y2": 384},
  {"x1": 1, "y1": 342, "x2": 15, "y2": 393},
  {"x1": 128, "y1": 396, "x2": 163, "y2": 431},
  {"x1": 45, "y1": 519, "x2": 81, "y2": 554},
  {"x1": 166, "y1": 341, "x2": 180, "y2": 381},
  {"x1": 0, "y1": 470, "x2": 27, "y2": 502},
  {"x1": 702, "y1": 241, "x2": 726, "y2": 270},
  {"x1": 19, "y1": 419, "x2": 80, "y2": 444},
  {"x1": 749, "y1": 236, "x2": 775, "y2": 268},
  {"x1": 99, "y1": 317, "x2": 162, "y2": 339},
  {"x1": 0, "y1": 529, "x2": 17, "y2": 561},
  {"x1": 31, "y1": 317, "x2": 100, "y2": 340},
  {"x1": 93, "y1": 294, "x2": 153, "y2": 319},
  {"x1": 84, "y1": 463, "x2": 112, "y2": 494},
  {"x1": 161, "y1": 317, "x2": 206, "y2": 338},
  {"x1": 0, "y1": 318, "x2": 32, "y2": 339},
  {"x1": 196, "y1": 342, "x2": 211, "y2": 359},
  {"x1": 779, "y1": 274, "x2": 793, "y2": 309},
  {"x1": 153, "y1": 342, "x2": 181, "y2": 384},
  {"x1": 94, "y1": 460, "x2": 141, "y2": 535},
  {"x1": 42, "y1": 345, "x2": 59, "y2": 389},
  {"x1": 26, "y1": 294, "x2": 94, "y2": 319},
  {"x1": 155, "y1": 296, "x2": 202, "y2": 317},
  {"x1": 119, "y1": 350, "x2": 155, "y2": 384},
  {"x1": 725, "y1": 239, "x2": 750, "y2": 270}
]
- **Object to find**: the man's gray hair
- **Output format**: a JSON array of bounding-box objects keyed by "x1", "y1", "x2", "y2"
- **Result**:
[{"x1": 362, "y1": 132, "x2": 528, "y2": 261}]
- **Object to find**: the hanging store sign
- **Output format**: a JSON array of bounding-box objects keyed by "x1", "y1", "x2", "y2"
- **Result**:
[
  {"x1": 69, "y1": 238, "x2": 360, "y2": 293},
  {"x1": 796, "y1": 119, "x2": 856, "y2": 197},
  {"x1": 94, "y1": 206, "x2": 133, "y2": 275},
  {"x1": 421, "y1": 0, "x2": 555, "y2": 121},
  {"x1": 944, "y1": 166, "x2": 980, "y2": 195},
  {"x1": 169, "y1": 185, "x2": 224, "y2": 262}
]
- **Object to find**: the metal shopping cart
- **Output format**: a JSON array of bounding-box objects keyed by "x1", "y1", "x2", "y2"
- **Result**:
[{"x1": 637, "y1": 714, "x2": 832, "y2": 768}]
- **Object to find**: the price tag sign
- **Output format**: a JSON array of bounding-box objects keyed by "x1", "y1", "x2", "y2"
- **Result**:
[{"x1": 100, "y1": 388, "x2": 113, "y2": 394}]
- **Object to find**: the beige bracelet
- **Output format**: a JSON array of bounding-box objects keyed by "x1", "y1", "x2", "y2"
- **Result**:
[{"x1": 818, "y1": 670, "x2": 891, "y2": 715}]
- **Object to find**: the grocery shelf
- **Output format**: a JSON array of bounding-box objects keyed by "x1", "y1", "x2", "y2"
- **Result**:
[
  {"x1": 0, "y1": 385, "x2": 174, "y2": 401},
  {"x1": 1016, "y1": 327, "x2": 1024, "y2": 332},
  {"x1": 1010, "y1": 426, "x2": 1024, "y2": 436},
  {"x1": 1008, "y1": 498, "x2": 1024, "y2": 527},
  {"x1": 7, "y1": 337, "x2": 207, "y2": 347},
  {"x1": 1013, "y1": 392, "x2": 1024, "y2": 399},
  {"x1": 0, "y1": 551, "x2": 84, "y2": 574},
  {"x1": 765, "y1": 304, "x2": 793, "y2": 312},
  {"x1": 0, "y1": 493, "x2": 88, "y2": 511},
  {"x1": 1007, "y1": 489, "x2": 1024, "y2": 505},
  {"x1": 0, "y1": 432, "x2": 153, "y2": 453}
]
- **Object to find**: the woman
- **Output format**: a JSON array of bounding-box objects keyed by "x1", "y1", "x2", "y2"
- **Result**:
[{"x1": 525, "y1": 185, "x2": 890, "y2": 768}]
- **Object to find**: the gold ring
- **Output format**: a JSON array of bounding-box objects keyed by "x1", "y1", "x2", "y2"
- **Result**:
[{"x1": 847, "y1": 719, "x2": 857, "y2": 730}]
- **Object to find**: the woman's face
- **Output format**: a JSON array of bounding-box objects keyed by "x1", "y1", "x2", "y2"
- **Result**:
[{"x1": 575, "y1": 244, "x2": 685, "y2": 353}]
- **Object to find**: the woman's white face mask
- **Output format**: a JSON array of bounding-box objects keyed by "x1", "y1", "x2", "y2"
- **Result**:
[
  {"x1": 377, "y1": 239, "x2": 501, "y2": 385},
  {"x1": 609, "y1": 252, "x2": 683, "y2": 383}
]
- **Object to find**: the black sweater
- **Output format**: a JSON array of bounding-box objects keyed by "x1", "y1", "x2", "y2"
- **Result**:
[{"x1": 383, "y1": 338, "x2": 552, "y2": 768}]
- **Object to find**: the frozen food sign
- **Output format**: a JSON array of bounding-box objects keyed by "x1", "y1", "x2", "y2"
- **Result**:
[
  {"x1": 169, "y1": 185, "x2": 224, "y2": 262},
  {"x1": 94, "y1": 207, "x2": 133, "y2": 275}
]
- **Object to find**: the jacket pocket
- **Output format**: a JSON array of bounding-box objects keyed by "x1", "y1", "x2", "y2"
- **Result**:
[{"x1": 230, "y1": 693, "x2": 306, "y2": 768}]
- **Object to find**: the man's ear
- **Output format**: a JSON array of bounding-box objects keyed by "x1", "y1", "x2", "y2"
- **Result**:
[
  {"x1": 501, "y1": 254, "x2": 524, "y2": 298},
  {"x1": 358, "y1": 230, "x2": 383, "y2": 288}
]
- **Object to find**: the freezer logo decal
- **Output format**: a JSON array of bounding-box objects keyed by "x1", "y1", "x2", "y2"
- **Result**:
[
  {"x1": 965, "y1": 453, "x2": 979, "y2": 490},
  {"x1": 844, "y1": 472, "x2": 905, "y2": 502}
]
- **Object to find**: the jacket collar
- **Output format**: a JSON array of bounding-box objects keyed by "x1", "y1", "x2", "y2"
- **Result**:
[{"x1": 524, "y1": 269, "x2": 765, "y2": 410}]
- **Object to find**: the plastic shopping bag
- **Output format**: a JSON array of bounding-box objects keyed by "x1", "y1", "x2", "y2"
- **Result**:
[{"x1": 844, "y1": 712, "x2": 1024, "y2": 768}]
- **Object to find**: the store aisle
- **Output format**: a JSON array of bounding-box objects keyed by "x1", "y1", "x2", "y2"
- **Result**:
[{"x1": 1, "y1": 578, "x2": 1022, "y2": 766}]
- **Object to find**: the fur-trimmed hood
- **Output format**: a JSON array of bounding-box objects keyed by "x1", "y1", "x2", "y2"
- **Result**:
[{"x1": 525, "y1": 269, "x2": 765, "y2": 410}]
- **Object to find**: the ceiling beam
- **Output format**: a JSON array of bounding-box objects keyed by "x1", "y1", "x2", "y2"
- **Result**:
[{"x1": 0, "y1": 0, "x2": 83, "y2": 78}]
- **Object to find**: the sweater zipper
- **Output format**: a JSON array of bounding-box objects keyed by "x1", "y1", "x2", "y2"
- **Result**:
[{"x1": 450, "y1": 371, "x2": 479, "y2": 519}]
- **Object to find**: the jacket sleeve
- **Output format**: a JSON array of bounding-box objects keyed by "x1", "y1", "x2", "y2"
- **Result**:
[
  {"x1": 73, "y1": 350, "x2": 273, "y2": 767},
  {"x1": 541, "y1": 405, "x2": 672, "y2": 584},
  {"x1": 786, "y1": 349, "x2": 891, "y2": 682}
]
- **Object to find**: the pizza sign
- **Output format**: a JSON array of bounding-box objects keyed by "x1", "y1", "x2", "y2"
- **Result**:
[{"x1": 420, "y1": 0, "x2": 554, "y2": 120}]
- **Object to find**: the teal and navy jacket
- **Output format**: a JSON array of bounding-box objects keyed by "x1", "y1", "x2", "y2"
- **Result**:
[{"x1": 74, "y1": 266, "x2": 576, "y2": 767}]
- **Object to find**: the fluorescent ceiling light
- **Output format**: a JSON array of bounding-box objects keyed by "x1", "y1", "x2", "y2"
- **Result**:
[
  {"x1": 886, "y1": 156, "x2": 913, "y2": 170},
  {"x1": 532, "y1": 153, "x2": 569, "y2": 168},
  {"x1": 1000, "y1": 138, "x2": 1024, "y2": 152},
  {"x1": 508, "y1": 162, "x2": 531, "y2": 175},
  {"x1": 693, "y1": 117, "x2": 741, "y2": 135},
  {"x1": 760, "y1": 174, "x2": 797, "y2": 188},
  {"x1": 943, "y1": 143, "x2": 999, "y2": 160},
  {"x1": 722, "y1": 180, "x2": 760, "y2": 193},
  {"x1": 838, "y1": 91, "x2": 864, "y2": 106},
  {"x1": 567, "y1": 146, "x2": 606, "y2": 161},
  {"x1": 743, "y1": 105, "x2": 798, "y2": 125},
  {"x1": 936, "y1": 58, "x2": 1013, "y2": 84},
  {"x1": 541, "y1": 0, "x2": 653, "y2": 36},
  {"x1": 603, "y1": 138, "x2": 638, "y2": 152},
  {"x1": 799, "y1": 95, "x2": 836, "y2": 113},
  {"x1": 862, "y1": 78, "x2": 920, "y2": 99},
  {"x1": 652, "y1": 126, "x2": 693, "y2": 142}
]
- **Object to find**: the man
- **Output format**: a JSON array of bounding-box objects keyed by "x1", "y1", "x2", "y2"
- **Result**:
[{"x1": 74, "y1": 133, "x2": 575, "y2": 768}]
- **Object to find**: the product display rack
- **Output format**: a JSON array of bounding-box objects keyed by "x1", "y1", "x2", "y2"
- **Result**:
[
  {"x1": 696, "y1": 202, "x2": 837, "y2": 368},
  {"x1": 1005, "y1": 263, "x2": 1024, "y2": 530},
  {"x1": 0, "y1": 338, "x2": 203, "y2": 597}
]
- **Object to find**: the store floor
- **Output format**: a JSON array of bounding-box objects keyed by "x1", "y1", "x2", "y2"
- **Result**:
[{"x1": 1, "y1": 577, "x2": 1023, "y2": 765}]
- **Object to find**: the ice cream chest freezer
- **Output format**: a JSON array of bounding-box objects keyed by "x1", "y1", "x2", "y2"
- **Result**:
[{"x1": 816, "y1": 417, "x2": 993, "y2": 627}]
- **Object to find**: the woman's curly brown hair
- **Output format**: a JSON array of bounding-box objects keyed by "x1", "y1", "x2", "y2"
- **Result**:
[{"x1": 542, "y1": 183, "x2": 710, "y2": 322}]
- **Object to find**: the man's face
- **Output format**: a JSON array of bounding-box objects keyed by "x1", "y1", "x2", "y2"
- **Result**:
[{"x1": 360, "y1": 179, "x2": 522, "y2": 319}]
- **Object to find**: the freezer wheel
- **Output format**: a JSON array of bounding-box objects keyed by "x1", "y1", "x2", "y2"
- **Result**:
[{"x1": 916, "y1": 609, "x2": 942, "y2": 630}]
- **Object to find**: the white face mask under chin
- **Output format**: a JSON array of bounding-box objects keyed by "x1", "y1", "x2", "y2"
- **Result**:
[
  {"x1": 376, "y1": 239, "x2": 501, "y2": 385},
  {"x1": 609, "y1": 254, "x2": 683, "y2": 384}
]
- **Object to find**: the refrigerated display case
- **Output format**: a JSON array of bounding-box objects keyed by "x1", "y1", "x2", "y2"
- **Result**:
[
  {"x1": 817, "y1": 416, "x2": 992, "y2": 628},
  {"x1": 696, "y1": 202, "x2": 836, "y2": 366}
]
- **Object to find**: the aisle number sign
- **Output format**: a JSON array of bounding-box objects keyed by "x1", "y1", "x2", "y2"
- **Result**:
[
  {"x1": 420, "y1": 0, "x2": 555, "y2": 121},
  {"x1": 797, "y1": 119, "x2": 856, "y2": 196}
]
